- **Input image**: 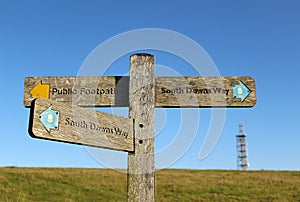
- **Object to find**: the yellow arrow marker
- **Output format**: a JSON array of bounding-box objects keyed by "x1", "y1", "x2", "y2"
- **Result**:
[{"x1": 30, "y1": 81, "x2": 50, "y2": 99}]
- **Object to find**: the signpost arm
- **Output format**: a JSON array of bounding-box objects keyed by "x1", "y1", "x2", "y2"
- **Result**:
[{"x1": 127, "y1": 54, "x2": 155, "y2": 201}]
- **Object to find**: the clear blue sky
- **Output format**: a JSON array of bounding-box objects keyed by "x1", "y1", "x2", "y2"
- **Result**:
[{"x1": 1, "y1": 1, "x2": 299, "y2": 170}]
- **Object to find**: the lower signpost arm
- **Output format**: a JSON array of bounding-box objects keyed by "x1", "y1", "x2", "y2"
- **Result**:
[{"x1": 127, "y1": 54, "x2": 155, "y2": 201}]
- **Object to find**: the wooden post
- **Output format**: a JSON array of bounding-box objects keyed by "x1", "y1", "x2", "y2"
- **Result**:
[{"x1": 127, "y1": 54, "x2": 155, "y2": 201}]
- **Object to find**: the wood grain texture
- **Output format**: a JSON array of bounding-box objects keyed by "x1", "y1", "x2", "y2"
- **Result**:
[
  {"x1": 24, "y1": 76, "x2": 256, "y2": 108},
  {"x1": 127, "y1": 54, "x2": 155, "y2": 202},
  {"x1": 29, "y1": 98, "x2": 134, "y2": 152}
]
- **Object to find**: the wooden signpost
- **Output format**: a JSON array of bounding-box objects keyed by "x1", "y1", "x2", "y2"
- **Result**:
[{"x1": 24, "y1": 53, "x2": 256, "y2": 202}]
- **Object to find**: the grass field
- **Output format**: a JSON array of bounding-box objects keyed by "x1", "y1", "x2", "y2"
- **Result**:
[{"x1": 0, "y1": 167, "x2": 299, "y2": 201}]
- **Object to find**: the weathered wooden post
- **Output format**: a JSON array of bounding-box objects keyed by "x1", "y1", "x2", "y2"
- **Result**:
[{"x1": 127, "y1": 54, "x2": 155, "y2": 201}]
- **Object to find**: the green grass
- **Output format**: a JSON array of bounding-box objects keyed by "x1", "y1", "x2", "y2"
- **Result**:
[{"x1": 0, "y1": 167, "x2": 299, "y2": 201}]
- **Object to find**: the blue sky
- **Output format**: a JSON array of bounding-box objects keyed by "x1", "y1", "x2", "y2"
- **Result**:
[{"x1": 0, "y1": 1, "x2": 299, "y2": 170}]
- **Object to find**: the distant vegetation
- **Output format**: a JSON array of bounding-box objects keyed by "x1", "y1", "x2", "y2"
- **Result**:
[{"x1": 0, "y1": 167, "x2": 299, "y2": 201}]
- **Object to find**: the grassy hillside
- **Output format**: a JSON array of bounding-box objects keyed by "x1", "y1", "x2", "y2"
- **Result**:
[{"x1": 0, "y1": 167, "x2": 299, "y2": 201}]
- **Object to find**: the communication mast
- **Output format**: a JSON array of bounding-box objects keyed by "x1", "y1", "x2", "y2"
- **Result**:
[{"x1": 236, "y1": 124, "x2": 249, "y2": 170}]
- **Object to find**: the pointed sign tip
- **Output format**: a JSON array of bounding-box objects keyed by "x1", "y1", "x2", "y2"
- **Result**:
[
  {"x1": 233, "y1": 81, "x2": 251, "y2": 102},
  {"x1": 30, "y1": 81, "x2": 50, "y2": 99},
  {"x1": 39, "y1": 106, "x2": 59, "y2": 133}
]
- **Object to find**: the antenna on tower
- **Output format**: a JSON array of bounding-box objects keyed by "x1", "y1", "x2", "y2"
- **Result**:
[{"x1": 236, "y1": 124, "x2": 249, "y2": 170}]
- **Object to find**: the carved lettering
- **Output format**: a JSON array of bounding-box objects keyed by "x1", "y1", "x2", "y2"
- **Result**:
[
  {"x1": 64, "y1": 117, "x2": 128, "y2": 139},
  {"x1": 51, "y1": 87, "x2": 115, "y2": 96},
  {"x1": 161, "y1": 87, "x2": 230, "y2": 95}
]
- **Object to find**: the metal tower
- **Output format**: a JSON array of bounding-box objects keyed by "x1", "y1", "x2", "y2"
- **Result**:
[{"x1": 236, "y1": 124, "x2": 249, "y2": 170}]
